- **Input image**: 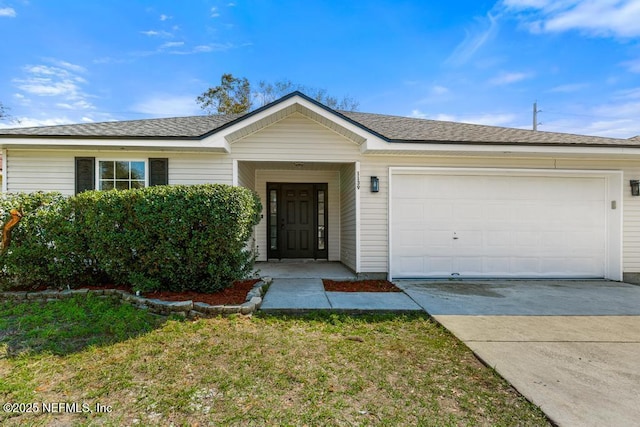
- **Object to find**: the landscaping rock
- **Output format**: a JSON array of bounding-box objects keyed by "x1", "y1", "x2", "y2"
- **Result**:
[
  {"x1": 1, "y1": 278, "x2": 262, "y2": 317},
  {"x1": 1, "y1": 291, "x2": 27, "y2": 301}
]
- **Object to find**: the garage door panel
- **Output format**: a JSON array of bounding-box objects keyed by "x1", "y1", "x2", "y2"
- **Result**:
[
  {"x1": 391, "y1": 172, "x2": 608, "y2": 278},
  {"x1": 428, "y1": 257, "x2": 455, "y2": 274}
]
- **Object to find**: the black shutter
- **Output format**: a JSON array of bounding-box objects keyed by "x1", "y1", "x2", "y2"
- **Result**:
[
  {"x1": 149, "y1": 158, "x2": 168, "y2": 186},
  {"x1": 75, "y1": 157, "x2": 95, "y2": 194}
]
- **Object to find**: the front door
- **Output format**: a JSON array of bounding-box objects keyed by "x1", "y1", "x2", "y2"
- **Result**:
[{"x1": 267, "y1": 183, "x2": 328, "y2": 259}]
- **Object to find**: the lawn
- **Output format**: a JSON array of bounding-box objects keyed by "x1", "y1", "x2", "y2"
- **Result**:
[{"x1": 0, "y1": 295, "x2": 550, "y2": 426}]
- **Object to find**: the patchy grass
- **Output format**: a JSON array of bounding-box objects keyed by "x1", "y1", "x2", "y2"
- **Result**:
[{"x1": 0, "y1": 299, "x2": 550, "y2": 426}]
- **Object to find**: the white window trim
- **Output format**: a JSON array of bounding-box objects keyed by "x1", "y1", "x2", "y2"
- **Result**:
[{"x1": 95, "y1": 158, "x2": 149, "y2": 190}]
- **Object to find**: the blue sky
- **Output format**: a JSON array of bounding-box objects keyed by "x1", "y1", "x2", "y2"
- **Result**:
[{"x1": 1, "y1": 0, "x2": 640, "y2": 138}]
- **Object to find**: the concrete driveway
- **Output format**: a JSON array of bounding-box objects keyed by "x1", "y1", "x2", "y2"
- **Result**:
[{"x1": 396, "y1": 280, "x2": 640, "y2": 427}]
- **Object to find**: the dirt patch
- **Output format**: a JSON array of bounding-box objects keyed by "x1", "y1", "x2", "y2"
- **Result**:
[{"x1": 323, "y1": 279, "x2": 402, "y2": 292}]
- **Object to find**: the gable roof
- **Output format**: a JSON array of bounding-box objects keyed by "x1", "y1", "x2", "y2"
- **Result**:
[{"x1": 0, "y1": 91, "x2": 638, "y2": 147}]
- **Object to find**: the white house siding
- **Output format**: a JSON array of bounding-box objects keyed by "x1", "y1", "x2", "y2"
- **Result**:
[
  {"x1": 5, "y1": 150, "x2": 232, "y2": 195},
  {"x1": 253, "y1": 169, "x2": 341, "y2": 262},
  {"x1": 6, "y1": 150, "x2": 75, "y2": 194},
  {"x1": 237, "y1": 161, "x2": 256, "y2": 190},
  {"x1": 229, "y1": 112, "x2": 362, "y2": 162},
  {"x1": 169, "y1": 155, "x2": 232, "y2": 186},
  {"x1": 339, "y1": 163, "x2": 357, "y2": 271}
]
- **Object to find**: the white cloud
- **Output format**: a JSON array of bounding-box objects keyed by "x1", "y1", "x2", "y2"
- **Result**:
[
  {"x1": 160, "y1": 14, "x2": 171, "y2": 21},
  {"x1": 548, "y1": 82, "x2": 589, "y2": 93},
  {"x1": 457, "y1": 113, "x2": 517, "y2": 126},
  {"x1": 163, "y1": 43, "x2": 235, "y2": 55},
  {"x1": 0, "y1": 117, "x2": 75, "y2": 129},
  {"x1": 0, "y1": 7, "x2": 16, "y2": 17},
  {"x1": 502, "y1": 0, "x2": 640, "y2": 38},
  {"x1": 410, "y1": 110, "x2": 517, "y2": 126},
  {"x1": 533, "y1": 88, "x2": 640, "y2": 137},
  {"x1": 130, "y1": 95, "x2": 202, "y2": 117},
  {"x1": 489, "y1": 71, "x2": 532, "y2": 85},
  {"x1": 447, "y1": 12, "x2": 499, "y2": 65},
  {"x1": 12, "y1": 60, "x2": 95, "y2": 112},
  {"x1": 614, "y1": 87, "x2": 640, "y2": 99},
  {"x1": 432, "y1": 85, "x2": 450, "y2": 95},
  {"x1": 140, "y1": 30, "x2": 173, "y2": 37},
  {"x1": 211, "y1": 7, "x2": 220, "y2": 18},
  {"x1": 622, "y1": 58, "x2": 640, "y2": 73},
  {"x1": 48, "y1": 59, "x2": 87, "y2": 73},
  {"x1": 160, "y1": 41, "x2": 185, "y2": 49}
]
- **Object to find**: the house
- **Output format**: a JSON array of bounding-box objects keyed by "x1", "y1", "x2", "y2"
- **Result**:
[{"x1": 1, "y1": 91, "x2": 639, "y2": 284}]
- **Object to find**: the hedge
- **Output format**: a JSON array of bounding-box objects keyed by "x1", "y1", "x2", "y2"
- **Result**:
[
  {"x1": 0, "y1": 192, "x2": 68, "y2": 289},
  {"x1": 0, "y1": 185, "x2": 262, "y2": 293}
]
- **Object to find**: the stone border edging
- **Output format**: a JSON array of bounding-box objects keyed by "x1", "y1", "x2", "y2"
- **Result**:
[{"x1": 0, "y1": 278, "x2": 272, "y2": 319}]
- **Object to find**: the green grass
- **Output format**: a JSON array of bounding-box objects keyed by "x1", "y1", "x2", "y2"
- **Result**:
[{"x1": 0, "y1": 298, "x2": 551, "y2": 426}]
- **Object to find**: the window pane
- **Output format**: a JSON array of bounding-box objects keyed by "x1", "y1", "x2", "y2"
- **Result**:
[
  {"x1": 116, "y1": 181, "x2": 130, "y2": 190},
  {"x1": 100, "y1": 161, "x2": 114, "y2": 179},
  {"x1": 100, "y1": 181, "x2": 114, "y2": 191},
  {"x1": 131, "y1": 180, "x2": 145, "y2": 189},
  {"x1": 130, "y1": 162, "x2": 145, "y2": 180},
  {"x1": 269, "y1": 189, "x2": 277, "y2": 250},
  {"x1": 116, "y1": 161, "x2": 129, "y2": 179},
  {"x1": 317, "y1": 190, "x2": 325, "y2": 251}
]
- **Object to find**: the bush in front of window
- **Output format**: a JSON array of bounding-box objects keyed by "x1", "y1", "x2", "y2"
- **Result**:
[
  {"x1": 74, "y1": 184, "x2": 262, "y2": 293},
  {"x1": 0, "y1": 184, "x2": 262, "y2": 293}
]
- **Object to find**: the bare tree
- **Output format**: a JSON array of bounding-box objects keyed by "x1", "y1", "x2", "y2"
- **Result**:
[
  {"x1": 0, "y1": 102, "x2": 9, "y2": 121},
  {"x1": 198, "y1": 74, "x2": 360, "y2": 115},
  {"x1": 255, "y1": 79, "x2": 359, "y2": 111}
]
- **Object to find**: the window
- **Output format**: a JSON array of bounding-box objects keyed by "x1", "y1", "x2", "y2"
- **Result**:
[
  {"x1": 98, "y1": 160, "x2": 146, "y2": 190},
  {"x1": 317, "y1": 189, "x2": 325, "y2": 251},
  {"x1": 269, "y1": 189, "x2": 278, "y2": 250}
]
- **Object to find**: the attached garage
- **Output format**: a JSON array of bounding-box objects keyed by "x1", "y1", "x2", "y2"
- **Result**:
[{"x1": 390, "y1": 168, "x2": 623, "y2": 280}]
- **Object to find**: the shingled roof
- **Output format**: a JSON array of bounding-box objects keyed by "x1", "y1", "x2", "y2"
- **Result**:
[
  {"x1": 0, "y1": 114, "x2": 241, "y2": 139},
  {"x1": 1, "y1": 92, "x2": 638, "y2": 147}
]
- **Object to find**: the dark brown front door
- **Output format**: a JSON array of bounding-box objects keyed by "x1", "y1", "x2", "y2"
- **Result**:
[{"x1": 267, "y1": 183, "x2": 328, "y2": 259}]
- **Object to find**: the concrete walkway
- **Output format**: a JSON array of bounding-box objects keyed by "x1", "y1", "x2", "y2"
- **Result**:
[
  {"x1": 397, "y1": 280, "x2": 640, "y2": 427},
  {"x1": 258, "y1": 260, "x2": 422, "y2": 313},
  {"x1": 260, "y1": 278, "x2": 422, "y2": 313}
]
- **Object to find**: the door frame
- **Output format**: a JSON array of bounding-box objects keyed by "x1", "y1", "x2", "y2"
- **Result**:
[{"x1": 267, "y1": 182, "x2": 328, "y2": 260}]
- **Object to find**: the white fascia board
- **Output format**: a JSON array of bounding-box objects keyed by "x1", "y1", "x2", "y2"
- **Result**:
[
  {"x1": 362, "y1": 139, "x2": 640, "y2": 157},
  {"x1": 0, "y1": 137, "x2": 230, "y2": 152}
]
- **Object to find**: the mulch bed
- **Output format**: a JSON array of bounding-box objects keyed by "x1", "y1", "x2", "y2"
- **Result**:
[
  {"x1": 322, "y1": 279, "x2": 402, "y2": 292},
  {"x1": 10, "y1": 279, "x2": 261, "y2": 306},
  {"x1": 140, "y1": 279, "x2": 260, "y2": 305}
]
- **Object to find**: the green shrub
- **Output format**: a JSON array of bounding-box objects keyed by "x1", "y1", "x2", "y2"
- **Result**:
[
  {"x1": 0, "y1": 192, "x2": 68, "y2": 290},
  {"x1": 0, "y1": 185, "x2": 262, "y2": 293},
  {"x1": 75, "y1": 184, "x2": 261, "y2": 292}
]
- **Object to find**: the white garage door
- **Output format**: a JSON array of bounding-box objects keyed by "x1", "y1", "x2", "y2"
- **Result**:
[{"x1": 391, "y1": 171, "x2": 609, "y2": 279}]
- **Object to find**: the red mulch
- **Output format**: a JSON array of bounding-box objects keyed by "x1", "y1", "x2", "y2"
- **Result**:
[
  {"x1": 141, "y1": 279, "x2": 260, "y2": 305},
  {"x1": 15, "y1": 279, "x2": 262, "y2": 306},
  {"x1": 322, "y1": 279, "x2": 402, "y2": 292}
]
